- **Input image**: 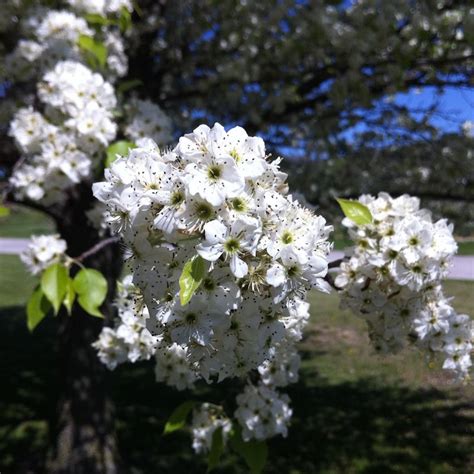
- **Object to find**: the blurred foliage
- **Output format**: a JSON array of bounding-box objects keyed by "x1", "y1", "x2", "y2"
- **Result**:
[{"x1": 284, "y1": 133, "x2": 474, "y2": 234}]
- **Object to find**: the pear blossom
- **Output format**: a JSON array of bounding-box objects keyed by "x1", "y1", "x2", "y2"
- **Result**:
[
  {"x1": 336, "y1": 192, "x2": 473, "y2": 380},
  {"x1": 20, "y1": 235, "x2": 67, "y2": 275}
]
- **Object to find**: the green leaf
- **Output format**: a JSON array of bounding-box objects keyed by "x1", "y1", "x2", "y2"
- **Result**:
[
  {"x1": 0, "y1": 205, "x2": 10, "y2": 217},
  {"x1": 163, "y1": 401, "x2": 196, "y2": 435},
  {"x1": 63, "y1": 277, "x2": 76, "y2": 315},
  {"x1": 207, "y1": 426, "x2": 224, "y2": 472},
  {"x1": 119, "y1": 7, "x2": 132, "y2": 32},
  {"x1": 230, "y1": 427, "x2": 268, "y2": 474},
  {"x1": 336, "y1": 198, "x2": 373, "y2": 226},
  {"x1": 72, "y1": 268, "x2": 108, "y2": 318},
  {"x1": 40, "y1": 263, "x2": 69, "y2": 315},
  {"x1": 84, "y1": 13, "x2": 111, "y2": 26},
  {"x1": 78, "y1": 34, "x2": 108, "y2": 69},
  {"x1": 26, "y1": 287, "x2": 51, "y2": 332},
  {"x1": 179, "y1": 256, "x2": 206, "y2": 306},
  {"x1": 117, "y1": 79, "x2": 143, "y2": 94},
  {"x1": 105, "y1": 140, "x2": 136, "y2": 167}
]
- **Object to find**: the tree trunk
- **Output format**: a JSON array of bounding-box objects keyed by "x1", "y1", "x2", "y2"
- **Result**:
[{"x1": 46, "y1": 188, "x2": 124, "y2": 474}]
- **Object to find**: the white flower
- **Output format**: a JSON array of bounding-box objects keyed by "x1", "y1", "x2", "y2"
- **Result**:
[
  {"x1": 235, "y1": 382, "x2": 292, "y2": 441},
  {"x1": 191, "y1": 404, "x2": 232, "y2": 454},
  {"x1": 20, "y1": 235, "x2": 67, "y2": 275},
  {"x1": 125, "y1": 99, "x2": 173, "y2": 146},
  {"x1": 178, "y1": 124, "x2": 246, "y2": 206},
  {"x1": 266, "y1": 246, "x2": 328, "y2": 297},
  {"x1": 197, "y1": 218, "x2": 262, "y2": 277}
]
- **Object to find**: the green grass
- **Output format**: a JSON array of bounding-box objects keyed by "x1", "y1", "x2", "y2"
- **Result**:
[
  {"x1": 458, "y1": 240, "x2": 474, "y2": 256},
  {"x1": 0, "y1": 256, "x2": 473, "y2": 473},
  {"x1": 0, "y1": 255, "x2": 37, "y2": 306},
  {"x1": 0, "y1": 206, "x2": 54, "y2": 238}
]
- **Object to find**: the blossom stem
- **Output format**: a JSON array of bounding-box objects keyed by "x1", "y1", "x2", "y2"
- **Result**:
[{"x1": 75, "y1": 236, "x2": 120, "y2": 262}]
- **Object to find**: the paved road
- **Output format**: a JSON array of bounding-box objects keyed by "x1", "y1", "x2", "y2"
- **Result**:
[
  {"x1": 328, "y1": 251, "x2": 474, "y2": 281},
  {"x1": 0, "y1": 238, "x2": 30, "y2": 255},
  {"x1": 1, "y1": 238, "x2": 473, "y2": 281}
]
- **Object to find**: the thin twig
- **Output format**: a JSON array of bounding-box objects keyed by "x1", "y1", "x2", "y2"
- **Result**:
[{"x1": 75, "y1": 236, "x2": 120, "y2": 262}]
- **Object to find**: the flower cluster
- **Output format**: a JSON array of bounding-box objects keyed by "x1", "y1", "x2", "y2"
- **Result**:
[
  {"x1": 234, "y1": 383, "x2": 292, "y2": 441},
  {"x1": 20, "y1": 235, "x2": 67, "y2": 275},
  {"x1": 4, "y1": 8, "x2": 128, "y2": 82},
  {"x1": 4, "y1": 9, "x2": 90, "y2": 81},
  {"x1": 335, "y1": 193, "x2": 473, "y2": 379},
  {"x1": 93, "y1": 122, "x2": 333, "y2": 439},
  {"x1": 154, "y1": 340, "x2": 198, "y2": 391},
  {"x1": 190, "y1": 404, "x2": 232, "y2": 454},
  {"x1": 93, "y1": 123, "x2": 332, "y2": 380},
  {"x1": 9, "y1": 60, "x2": 117, "y2": 204},
  {"x1": 93, "y1": 276, "x2": 157, "y2": 369},
  {"x1": 6, "y1": 2, "x2": 171, "y2": 213},
  {"x1": 94, "y1": 274, "x2": 199, "y2": 387},
  {"x1": 125, "y1": 98, "x2": 173, "y2": 145}
]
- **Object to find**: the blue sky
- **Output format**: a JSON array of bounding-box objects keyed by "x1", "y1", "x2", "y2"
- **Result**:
[
  {"x1": 339, "y1": 86, "x2": 474, "y2": 143},
  {"x1": 396, "y1": 87, "x2": 474, "y2": 132}
]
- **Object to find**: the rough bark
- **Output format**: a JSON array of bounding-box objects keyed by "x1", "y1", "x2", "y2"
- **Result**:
[{"x1": 45, "y1": 186, "x2": 124, "y2": 474}]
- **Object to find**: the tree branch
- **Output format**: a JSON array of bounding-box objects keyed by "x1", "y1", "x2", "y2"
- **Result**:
[{"x1": 74, "y1": 236, "x2": 120, "y2": 263}]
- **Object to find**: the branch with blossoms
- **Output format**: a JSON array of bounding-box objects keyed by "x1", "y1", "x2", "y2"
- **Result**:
[{"x1": 90, "y1": 124, "x2": 473, "y2": 471}]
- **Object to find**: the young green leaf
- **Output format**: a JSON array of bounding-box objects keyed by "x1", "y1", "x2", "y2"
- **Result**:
[
  {"x1": 40, "y1": 263, "x2": 69, "y2": 315},
  {"x1": 336, "y1": 198, "x2": 373, "y2": 226},
  {"x1": 105, "y1": 140, "x2": 136, "y2": 167},
  {"x1": 163, "y1": 401, "x2": 196, "y2": 434},
  {"x1": 84, "y1": 13, "x2": 111, "y2": 26},
  {"x1": 63, "y1": 277, "x2": 76, "y2": 315},
  {"x1": 230, "y1": 427, "x2": 268, "y2": 474},
  {"x1": 0, "y1": 205, "x2": 10, "y2": 217},
  {"x1": 179, "y1": 255, "x2": 206, "y2": 306},
  {"x1": 72, "y1": 268, "x2": 108, "y2": 318},
  {"x1": 78, "y1": 34, "x2": 108, "y2": 69},
  {"x1": 207, "y1": 426, "x2": 224, "y2": 472},
  {"x1": 26, "y1": 287, "x2": 52, "y2": 332},
  {"x1": 119, "y1": 7, "x2": 132, "y2": 32}
]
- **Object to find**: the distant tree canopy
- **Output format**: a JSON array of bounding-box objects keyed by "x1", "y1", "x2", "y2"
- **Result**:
[
  {"x1": 283, "y1": 134, "x2": 474, "y2": 234},
  {"x1": 125, "y1": 0, "x2": 473, "y2": 148}
]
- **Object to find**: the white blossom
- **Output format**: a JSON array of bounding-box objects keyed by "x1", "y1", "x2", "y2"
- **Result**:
[
  {"x1": 336, "y1": 192, "x2": 473, "y2": 380},
  {"x1": 234, "y1": 382, "x2": 292, "y2": 441},
  {"x1": 20, "y1": 235, "x2": 67, "y2": 275},
  {"x1": 93, "y1": 123, "x2": 333, "y2": 385}
]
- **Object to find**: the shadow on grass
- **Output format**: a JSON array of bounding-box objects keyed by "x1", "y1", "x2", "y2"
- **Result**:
[{"x1": 1, "y1": 306, "x2": 473, "y2": 473}]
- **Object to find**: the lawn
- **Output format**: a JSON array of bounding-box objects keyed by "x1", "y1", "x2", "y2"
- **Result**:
[
  {"x1": 458, "y1": 240, "x2": 474, "y2": 256},
  {"x1": 0, "y1": 205, "x2": 54, "y2": 238},
  {"x1": 0, "y1": 255, "x2": 473, "y2": 473}
]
